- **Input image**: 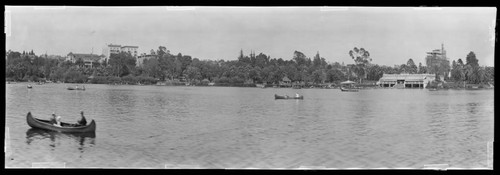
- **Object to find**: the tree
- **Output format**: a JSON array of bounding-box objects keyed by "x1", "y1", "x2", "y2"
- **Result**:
[
  {"x1": 248, "y1": 66, "x2": 262, "y2": 83},
  {"x1": 311, "y1": 69, "x2": 326, "y2": 84},
  {"x1": 292, "y1": 51, "x2": 308, "y2": 66},
  {"x1": 425, "y1": 52, "x2": 450, "y2": 80},
  {"x1": 142, "y1": 58, "x2": 161, "y2": 78},
  {"x1": 184, "y1": 66, "x2": 202, "y2": 82},
  {"x1": 466, "y1": 52, "x2": 479, "y2": 68},
  {"x1": 418, "y1": 62, "x2": 426, "y2": 74},
  {"x1": 313, "y1": 52, "x2": 322, "y2": 68},
  {"x1": 450, "y1": 60, "x2": 460, "y2": 82},
  {"x1": 326, "y1": 68, "x2": 345, "y2": 83},
  {"x1": 463, "y1": 52, "x2": 481, "y2": 83},
  {"x1": 254, "y1": 53, "x2": 269, "y2": 68},
  {"x1": 348, "y1": 47, "x2": 372, "y2": 83},
  {"x1": 366, "y1": 64, "x2": 383, "y2": 81},
  {"x1": 406, "y1": 58, "x2": 417, "y2": 74},
  {"x1": 108, "y1": 52, "x2": 137, "y2": 77}
]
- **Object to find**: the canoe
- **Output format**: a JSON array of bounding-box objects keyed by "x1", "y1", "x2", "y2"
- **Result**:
[
  {"x1": 26, "y1": 112, "x2": 96, "y2": 133},
  {"x1": 27, "y1": 85, "x2": 33, "y2": 88},
  {"x1": 26, "y1": 128, "x2": 96, "y2": 139},
  {"x1": 67, "y1": 86, "x2": 85, "y2": 90},
  {"x1": 340, "y1": 87, "x2": 358, "y2": 92},
  {"x1": 275, "y1": 94, "x2": 304, "y2": 100}
]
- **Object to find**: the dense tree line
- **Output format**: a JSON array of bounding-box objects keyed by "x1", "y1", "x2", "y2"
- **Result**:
[
  {"x1": 449, "y1": 52, "x2": 493, "y2": 84},
  {"x1": 5, "y1": 47, "x2": 494, "y2": 85}
]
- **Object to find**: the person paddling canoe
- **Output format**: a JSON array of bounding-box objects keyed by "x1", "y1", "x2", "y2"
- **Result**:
[{"x1": 77, "y1": 111, "x2": 87, "y2": 126}]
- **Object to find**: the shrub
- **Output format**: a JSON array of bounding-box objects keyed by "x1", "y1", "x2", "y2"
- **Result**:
[
  {"x1": 107, "y1": 76, "x2": 121, "y2": 84},
  {"x1": 121, "y1": 75, "x2": 137, "y2": 84}
]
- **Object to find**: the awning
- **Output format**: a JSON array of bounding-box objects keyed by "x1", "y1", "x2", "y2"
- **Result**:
[{"x1": 341, "y1": 80, "x2": 356, "y2": 84}]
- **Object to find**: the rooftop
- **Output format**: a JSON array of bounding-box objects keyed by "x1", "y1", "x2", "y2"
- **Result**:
[
  {"x1": 68, "y1": 53, "x2": 105, "y2": 62},
  {"x1": 122, "y1": 46, "x2": 139, "y2": 48},
  {"x1": 379, "y1": 74, "x2": 435, "y2": 81}
]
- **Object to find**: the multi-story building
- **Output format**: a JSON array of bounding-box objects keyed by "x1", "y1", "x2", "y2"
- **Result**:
[
  {"x1": 425, "y1": 43, "x2": 450, "y2": 80},
  {"x1": 66, "y1": 52, "x2": 106, "y2": 68},
  {"x1": 426, "y1": 43, "x2": 447, "y2": 60},
  {"x1": 102, "y1": 44, "x2": 139, "y2": 64},
  {"x1": 121, "y1": 46, "x2": 139, "y2": 57}
]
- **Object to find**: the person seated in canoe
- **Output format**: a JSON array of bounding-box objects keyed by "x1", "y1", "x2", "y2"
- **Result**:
[
  {"x1": 295, "y1": 93, "x2": 300, "y2": 98},
  {"x1": 51, "y1": 112, "x2": 62, "y2": 127},
  {"x1": 76, "y1": 111, "x2": 87, "y2": 126},
  {"x1": 50, "y1": 113, "x2": 57, "y2": 125}
]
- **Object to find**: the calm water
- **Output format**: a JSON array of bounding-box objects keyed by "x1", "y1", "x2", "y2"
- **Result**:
[{"x1": 5, "y1": 83, "x2": 494, "y2": 168}]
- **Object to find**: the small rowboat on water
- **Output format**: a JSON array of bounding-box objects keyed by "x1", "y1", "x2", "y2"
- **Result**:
[
  {"x1": 67, "y1": 86, "x2": 85, "y2": 90},
  {"x1": 26, "y1": 112, "x2": 96, "y2": 133},
  {"x1": 274, "y1": 94, "x2": 304, "y2": 100},
  {"x1": 27, "y1": 85, "x2": 33, "y2": 88},
  {"x1": 340, "y1": 86, "x2": 359, "y2": 92}
]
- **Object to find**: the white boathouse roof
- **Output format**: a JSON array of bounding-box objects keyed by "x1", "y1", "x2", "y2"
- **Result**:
[{"x1": 379, "y1": 74, "x2": 435, "y2": 82}]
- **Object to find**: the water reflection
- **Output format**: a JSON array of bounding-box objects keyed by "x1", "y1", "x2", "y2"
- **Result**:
[
  {"x1": 26, "y1": 128, "x2": 96, "y2": 153},
  {"x1": 350, "y1": 99, "x2": 374, "y2": 137}
]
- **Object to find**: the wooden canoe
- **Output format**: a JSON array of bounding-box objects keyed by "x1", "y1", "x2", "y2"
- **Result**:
[
  {"x1": 26, "y1": 112, "x2": 96, "y2": 133},
  {"x1": 26, "y1": 128, "x2": 96, "y2": 139},
  {"x1": 274, "y1": 94, "x2": 304, "y2": 100}
]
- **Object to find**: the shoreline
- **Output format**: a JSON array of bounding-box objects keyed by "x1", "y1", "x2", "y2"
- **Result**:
[{"x1": 8, "y1": 81, "x2": 493, "y2": 90}]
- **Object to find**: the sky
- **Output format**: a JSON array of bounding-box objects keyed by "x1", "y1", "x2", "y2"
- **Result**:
[{"x1": 5, "y1": 6, "x2": 496, "y2": 66}]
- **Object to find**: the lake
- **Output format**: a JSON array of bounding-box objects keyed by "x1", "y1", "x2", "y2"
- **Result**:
[{"x1": 5, "y1": 83, "x2": 494, "y2": 169}]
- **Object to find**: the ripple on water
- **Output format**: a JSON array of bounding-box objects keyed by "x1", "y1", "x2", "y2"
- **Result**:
[{"x1": 5, "y1": 84, "x2": 494, "y2": 168}]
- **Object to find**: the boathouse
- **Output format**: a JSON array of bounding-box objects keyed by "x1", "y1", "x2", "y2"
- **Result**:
[
  {"x1": 378, "y1": 74, "x2": 436, "y2": 88},
  {"x1": 279, "y1": 76, "x2": 292, "y2": 87}
]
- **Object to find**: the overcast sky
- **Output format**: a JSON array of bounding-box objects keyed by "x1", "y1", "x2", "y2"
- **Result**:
[{"x1": 5, "y1": 6, "x2": 496, "y2": 66}]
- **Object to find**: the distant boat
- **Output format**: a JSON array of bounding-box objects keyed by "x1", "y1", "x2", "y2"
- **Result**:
[
  {"x1": 340, "y1": 86, "x2": 358, "y2": 92},
  {"x1": 27, "y1": 84, "x2": 33, "y2": 88},
  {"x1": 208, "y1": 82, "x2": 215, "y2": 86},
  {"x1": 274, "y1": 94, "x2": 304, "y2": 100},
  {"x1": 67, "y1": 86, "x2": 85, "y2": 90},
  {"x1": 465, "y1": 86, "x2": 480, "y2": 90},
  {"x1": 256, "y1": 84, "x2": 266, "y2": 88},
  {"x1": 428, "y1": 88, "x2": 438, "y2": 91}
]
